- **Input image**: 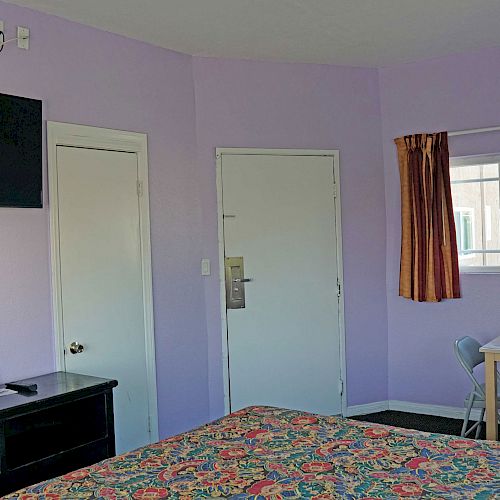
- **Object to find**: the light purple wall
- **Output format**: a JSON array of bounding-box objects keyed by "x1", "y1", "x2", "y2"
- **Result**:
[
  {"x1": 192, "y1": 57, "x2": 389, "y2": 416},
  {"x1": 0, "y1": 1, "x2": 209, "y2": 437},
  {"x1": 379, "y1": 47, "x2": 500, "y2": 406},
  {"x1": 1, "y1": 2, "x2": 391, "y2": 430}
]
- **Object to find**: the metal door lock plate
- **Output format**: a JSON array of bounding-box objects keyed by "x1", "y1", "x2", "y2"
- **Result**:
[{"x1": 225, "y1": 257, "x2": 252, "y2": 309}]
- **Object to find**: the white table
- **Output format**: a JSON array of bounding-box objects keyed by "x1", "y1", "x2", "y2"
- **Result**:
[{"x1": 479, "y1": 336, "x2": 500, "y2": 441}]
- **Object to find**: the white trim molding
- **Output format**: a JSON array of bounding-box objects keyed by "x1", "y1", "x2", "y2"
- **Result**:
[
  {"x1": 47, "y1": 121, "x2": 159, "y2": 443},
  {"x1": 345, "y1": 401, "x2": 389, "y2": 417},
  {"x1": 388, "y1": 400, "x2": 484, "y2": 421},
  {"x1": 215, "y1": 148, "x2": 347, "y2": 417},
  {"x1": 347, "y1": 400, "x2": 483, "y2": 422}
]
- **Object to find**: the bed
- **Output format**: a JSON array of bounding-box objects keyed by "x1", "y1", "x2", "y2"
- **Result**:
[{"x1": 5, "y1": 406, "x2": 499, "y2": 499}]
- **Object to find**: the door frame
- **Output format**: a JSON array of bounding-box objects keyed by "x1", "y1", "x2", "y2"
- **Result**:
[
  {"x1": 47, "y1": 121, "x2": 159, "y2": 443},
  {"x1": 216, "y1": 148, "x2": 347, "y2": 417}
]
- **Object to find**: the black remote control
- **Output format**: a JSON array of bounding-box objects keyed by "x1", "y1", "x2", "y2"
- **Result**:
[{"x1": 5, "y1": 382, "x2": 38, "y2": 393}]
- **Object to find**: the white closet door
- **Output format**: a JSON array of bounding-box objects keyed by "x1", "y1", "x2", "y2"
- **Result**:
[{"x1": 56, "y1": 145, "x2": 151, "y2": 453}]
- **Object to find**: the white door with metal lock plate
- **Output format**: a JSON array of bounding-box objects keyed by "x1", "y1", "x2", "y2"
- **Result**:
[
  {"x1": 219, "y1": 150, "x2": 344, "y2": 415},
  {"x1": 49, "y1": 123, "x2": 158, "y2": 455}
]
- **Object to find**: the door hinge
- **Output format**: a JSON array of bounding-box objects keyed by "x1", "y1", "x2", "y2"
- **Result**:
[
  {"x1": 337, "y1": 278, "x2": 342, "y2": 299},
  {"x1": 137, "y1": 180, "x2": 143, "y2": 197},
  {"x1": 333, "y1": 183, "x2": 337, "y2": 198},
  {"x1": 338, "y1": 379, "x2": 344, "y2": 396}
]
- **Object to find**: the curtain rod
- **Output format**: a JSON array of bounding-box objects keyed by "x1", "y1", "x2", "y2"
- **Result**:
[{"x1": 448, "y1": 126, "x2": 500, "y2": 137}]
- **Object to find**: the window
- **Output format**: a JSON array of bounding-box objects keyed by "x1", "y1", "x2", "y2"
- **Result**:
[
  {"x1": 450, "y1": 155, "x2": 500, "y2": 271},
  {"x1": 454, "y1": 208, "x2": 475, "y2": 256}
]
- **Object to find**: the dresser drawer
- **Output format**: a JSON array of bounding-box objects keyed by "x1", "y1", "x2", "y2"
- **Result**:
[
  {"x1": 0, "y1": 372, "x2": 117, "y2": 496},
  {"x1": 4, "y1": 393, "x2": 108, "y2": 471}
]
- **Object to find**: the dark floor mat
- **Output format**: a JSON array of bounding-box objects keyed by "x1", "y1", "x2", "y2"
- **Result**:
[{"x1": 350, "y1": 410, "x2": 499, "y2": 440}]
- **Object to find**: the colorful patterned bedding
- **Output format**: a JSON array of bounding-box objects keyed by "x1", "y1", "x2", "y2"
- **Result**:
[{"x1": 5, "y1": 406, "x2": 500, "y2": 499}]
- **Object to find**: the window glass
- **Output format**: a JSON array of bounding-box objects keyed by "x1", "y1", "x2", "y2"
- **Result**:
[
  {"x1": 450, "y1": 157, "x2": 500, "y2": 270},
  {"x1": 451, "y1": 164, "x2": 481, "y2": 181},
  {"x1": 482, "y1": 163, "x2": 499, "y2": 179}
]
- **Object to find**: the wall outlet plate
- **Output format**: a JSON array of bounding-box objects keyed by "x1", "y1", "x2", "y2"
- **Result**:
[{"x1": 17, "y1": 26, "x2": 29, "y2": 50}]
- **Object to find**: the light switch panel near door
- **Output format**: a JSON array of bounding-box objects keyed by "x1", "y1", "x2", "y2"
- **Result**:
[{"x1": 201, "y1": 258, "x2": 211, "y2": 276}]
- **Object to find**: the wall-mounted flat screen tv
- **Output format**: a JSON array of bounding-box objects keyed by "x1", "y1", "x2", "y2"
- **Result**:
[{"x1": 0, "y1": 93, "x2": 42, "y2": 208}]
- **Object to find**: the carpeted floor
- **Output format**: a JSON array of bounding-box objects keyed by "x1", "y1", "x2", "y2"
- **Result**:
[{"x1": 350, "y1": 410, "x2": 499, "y2": 440}]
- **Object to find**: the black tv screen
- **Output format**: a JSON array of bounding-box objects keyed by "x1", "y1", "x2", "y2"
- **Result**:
[{"x1": 0, "y1": 93, "x2": 42, "y2": 208}]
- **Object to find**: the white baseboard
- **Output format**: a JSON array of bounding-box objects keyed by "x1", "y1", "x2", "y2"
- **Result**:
[
  {"x1": 388, "y1": 400, "x2": 484, "y2": 421},
  {"x1": 346, "y1": 400, "x2": 483, "y2": 422},
  {"x1": 345, "y1": 401, "x2": 389, "y2": 417}
]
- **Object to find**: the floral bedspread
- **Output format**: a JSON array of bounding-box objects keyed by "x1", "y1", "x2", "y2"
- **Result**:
[{"x1": 5, "y1": 406, "x2": 500, "y2": 499}]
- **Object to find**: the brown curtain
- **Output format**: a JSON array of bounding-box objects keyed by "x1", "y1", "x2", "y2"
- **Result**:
[{"x1": 395, "y1": 132, "x2": 460, "y2": 302}]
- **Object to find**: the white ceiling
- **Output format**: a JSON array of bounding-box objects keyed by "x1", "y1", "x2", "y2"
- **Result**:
[{"x1": 5, "y1": 0, "x2": 500, "y2": 67}]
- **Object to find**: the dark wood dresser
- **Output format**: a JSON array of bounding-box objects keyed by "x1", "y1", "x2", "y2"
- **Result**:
[{"x1": 0, "y1": 372, "x2": 117, "y2": 495}]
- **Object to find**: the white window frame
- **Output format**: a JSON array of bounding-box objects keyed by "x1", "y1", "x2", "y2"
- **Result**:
[{"x1": 451, "y1": 154, "x2": 500, "y2": 274}]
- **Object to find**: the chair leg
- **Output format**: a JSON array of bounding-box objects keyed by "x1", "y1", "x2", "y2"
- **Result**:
[
  {"x1": 461, "y1": 394, "x2": 474, "y2": 437},
  {"x1": 475, "y1": 408, "x2": 485, "y2": 439}
]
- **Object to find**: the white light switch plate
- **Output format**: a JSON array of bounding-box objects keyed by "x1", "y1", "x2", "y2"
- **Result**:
[
  {"x1": 17, "y1": 26, "x2": 29, "y2": 49},
  {"x1": 201, "y1": 259, "x2": 211, "y2": 276},
  {"x1": 0, "y1": 21, "x2": 5, "y2": 34}
]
